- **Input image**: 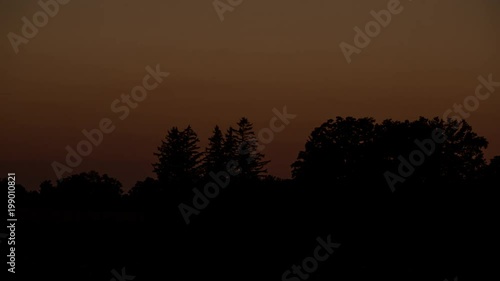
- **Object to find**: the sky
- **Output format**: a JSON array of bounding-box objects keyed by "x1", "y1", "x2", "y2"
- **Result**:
[{"x1": 1, "y1": 0, "x2": 499, "y2": 190}]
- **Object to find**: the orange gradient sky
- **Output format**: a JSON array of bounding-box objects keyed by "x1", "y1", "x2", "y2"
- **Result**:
[{"x1": 1, "y1": 0, "x2": 499, "y2": 190}]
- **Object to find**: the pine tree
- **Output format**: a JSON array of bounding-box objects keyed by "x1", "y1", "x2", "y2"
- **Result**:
[
  {"x1": 234, "y1": 117, "x2": 269, "y2": 180},
  {"x1": 182, "y1": 125, "x2": 203, "y2": 179},
  {"x1": 153, "y1": 126, "x2": 202, "y2": 187},
  {"x1": 223, "y1": 126, "x2": 238, "y2": 163},
  {"x1": 203, "y1": 125, "x2": 226, "y2": 174},
  {"x1": 153, "y1": 127, "x2": 182, "y2": 185}
]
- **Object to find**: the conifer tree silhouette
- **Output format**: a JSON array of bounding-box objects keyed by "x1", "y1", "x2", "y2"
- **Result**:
[
  {"x1": 223, "y1": 126, "x2": 238, "y2": 163},
  {"x1": 153, "y1": 126, "x2": 202, "y2": 188},
  {"x1": 234, "y1": 117, "x2": 269, "y2": 180},
  {"x1": 203, "y1": 125, "x2": 226, "y2": 174}
]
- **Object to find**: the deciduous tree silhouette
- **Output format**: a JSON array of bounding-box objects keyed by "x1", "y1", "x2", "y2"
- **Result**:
[
  {"x1": 484, "y1": 156, "x2": 500, "y2": 183},
  {"x1": 38, "y1": 171, "x2": 122, "y2": 210},
  {"x1": 292, "y1": 116, "x2": 488, "y2": 188},
  {"x1": 291, "y1": 117, "x2": 376, "y2": 184},
  {"x1": 128, "y1": 177, "x2": 163, "y2": 210}
]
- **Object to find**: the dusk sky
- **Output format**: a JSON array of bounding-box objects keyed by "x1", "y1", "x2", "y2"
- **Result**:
[{"x1": 1, "y1": 0, "x2": 499, "y2": 190}]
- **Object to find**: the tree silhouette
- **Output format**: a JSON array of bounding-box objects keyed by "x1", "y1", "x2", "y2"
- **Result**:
[
  {"x1": 203, "y1": 125, "x2": 226, "y2": 174},
  {"x1": 292, "y1": 117, "x2": 488, "y2": 188},
  {"x1": 128, "y1": 177, "x2": 163, "y2": 210},
  {"x1": 153, "y1": 126, "x2": 202, "y2": 188},
  {"x1": 291, "y1": 117, "x2": 376, "y2": 183},
  {"x1": 1, "y1": 178, "x2": 34, "y2": 208},
  {"x1": 235, "y1": 117, "x2": 269, "y2": 181},
  {"x1": 39, "y1": 179, "x2": 56, "y2": 207},
  {"x1": 484, "y1": 156, "x2": 500, "y2": 183},
  {"x1": 222, "y1": 126, "x2": 238, "y2": 164},
  {"x1": 38, "y1": 171, "x2": 123, "y2": 210}
]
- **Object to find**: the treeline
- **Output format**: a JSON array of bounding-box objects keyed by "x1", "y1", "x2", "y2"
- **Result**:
[
  {"x1": 10, "y1": 116, "x2": 498, "y2": 280},
  {"x1": 8, "y1": 116, "x2": 500, "y2": 212}
]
